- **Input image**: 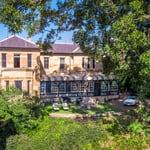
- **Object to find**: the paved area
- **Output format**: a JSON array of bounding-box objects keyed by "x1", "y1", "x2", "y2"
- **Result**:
[
  {"x1": 49, "y1": 113, "x2": 81, "y2": 119},
  {"x1": 107, "y1": 98, "x2": 138, "y2": 111}
]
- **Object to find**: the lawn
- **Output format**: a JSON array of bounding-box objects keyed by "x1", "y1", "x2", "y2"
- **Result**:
[{"x1": 45, "y1": 102, "x2": 121, "y2": 115}]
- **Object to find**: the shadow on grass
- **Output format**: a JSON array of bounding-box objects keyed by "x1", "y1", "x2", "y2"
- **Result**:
[{"x1": 46, "y1": 103, "x2": 122, "y2": 115}]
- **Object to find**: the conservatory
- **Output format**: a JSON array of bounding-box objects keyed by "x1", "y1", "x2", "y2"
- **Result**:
[{"x1": 40, "y1": 73, "x2": 119, "y2": 102}]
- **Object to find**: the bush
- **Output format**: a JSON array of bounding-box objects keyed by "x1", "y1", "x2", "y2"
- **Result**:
[{"x1": 0, "y1": 87, "x2": 45, "y2": 150}]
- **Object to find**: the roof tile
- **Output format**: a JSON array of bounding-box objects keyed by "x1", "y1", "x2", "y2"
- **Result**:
[
  {"x1": 49, "y1": 43, "x2": 83, "y2": 54},
  {"x1": 0, "y1": 35, "x2": 38, "y2": 49}
]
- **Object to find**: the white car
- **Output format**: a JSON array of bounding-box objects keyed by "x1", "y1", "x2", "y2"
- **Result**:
[{"x1": 123, "y1": 96, "x2": 139, "y2": 106}]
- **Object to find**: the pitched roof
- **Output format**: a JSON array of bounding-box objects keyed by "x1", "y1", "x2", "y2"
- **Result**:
[
  {"x1": 0, "y1": 35, "x2": 38, "y2": 49},
  {"x1": 49, "y1": 43, "x2": 83, "y2": 54},
  {"x1": 0, "y1": 35, "x2": 83, "y2": 53}
]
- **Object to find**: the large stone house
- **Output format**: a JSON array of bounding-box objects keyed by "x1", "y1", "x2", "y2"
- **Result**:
[
  {"x1": 0, "y1": 35, "x2": 119, "y2": 102},
  {"x1": 0, "y1": 35, "x2": 40, "y2": 95}
]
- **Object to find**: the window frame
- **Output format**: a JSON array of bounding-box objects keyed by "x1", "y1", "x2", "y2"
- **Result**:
[
  {"x1": 87, "y1": 57, "x2": 90, "y2": 69},
  {"x1": 14, "y1": 54, "x2": 20, "y2": 68},
  {"x1": 60, "y1": 57, "x2": 65, "y2": 71},
  {"x1": 71, "y1": 82, "x2": 79, "y2": 92},
  {"x1": 27, "y1": 54, "x2": 32, "y2": 68},
  {"x1": 110, "y1": 80, "x2": 118, "y2": 91},
  {"x1": 101, "y1": 81, "x2": 108, "y2": 91},
  {"x1": 44, "y1": 57, "x2": 49, "y2": 69},
  {"x1": 2, "y1": 53, "x2": 6, "y2": 68},
  {"x1": 82, "y1": 57, "x2": 85, "y2": 68},
  {"x1": 15, "y1": 80, "x2": 22, "y2": 91}
]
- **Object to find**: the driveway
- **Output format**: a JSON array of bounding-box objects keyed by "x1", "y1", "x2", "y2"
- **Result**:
[{"x1": 107, "y1": 98, "x2": 138, "y2": 111}]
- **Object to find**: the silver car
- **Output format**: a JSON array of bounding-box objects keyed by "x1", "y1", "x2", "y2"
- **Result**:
[{"x1": 123, "y1": 96, "x2": 139, "y2": 106}]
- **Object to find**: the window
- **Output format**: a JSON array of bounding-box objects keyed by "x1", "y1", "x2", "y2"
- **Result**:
[
  {"x1": 101, "y1": 81, "x2": 108, "y2": 91},
  {"x1": 46, "y1": 81, "x2": 51, "y2": 93},
  {"x1": 40, "y1": 81, "x2": 46, "y2": 94},
  {"x1": 2, "y1": 53, "x2": 6, "y2": 68},
  {"x1": 51, "y1": 82, "x2": 65, "y2": 93},
  {"x1": 87, "y1": 58, "x2": 90, "y2": 69},
  {"x1": 88, "y1": 82, "x2": 94, "y2": 92},
  {"x1": 40, "y1": 81, "x2": 51, "y2": 95},
  {"x1": 59, "y1": 82, "x2": 65, "y2": 93},
  {"x1": 51, "y1": 82, "x2": 59, "y2": 93},
  {"x1": 82, "y1": 57, "x2": 85, "y2": 68},
  {"x1": 5, "y1": 81, "x2": 9, "y2": 89},
  {"x1": 110, "y1": 80, "x2": 118, "y2": 90},
  {"x1": 60, "y1": 57, "x2": 65, "y2": 71},
  {"x1": 15, "y1": 80, "x2": 22, "y2": 91},
  {"x1": 79, "y1": 82, "x2": 84, "y2": 92},
  {"x1": 71, "y1": 82, "x2": 78, "y2": 92},
  {"x1": 27, "y1": 80, "x2": 30, "y2": 94},
  {"x1": 14, "y1": 54, "x2": 20, "y2": 68},
  {"x1": 27, "y1": 54, "x2": 32, "y2": 67},
  {"x1": 78, "y1": 81, "x2": 94, "y2": 92},
  {"x1": 44, "y1": 57, "x2": 49, "y2": 69}
]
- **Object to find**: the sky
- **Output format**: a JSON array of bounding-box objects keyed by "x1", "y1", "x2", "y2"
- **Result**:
[
  {"x1": 0, "y1": 0, "x2": 74, "y2": 43},
  {"x1": 0, "y1": 23, "x2": 74, "y2": 43}
]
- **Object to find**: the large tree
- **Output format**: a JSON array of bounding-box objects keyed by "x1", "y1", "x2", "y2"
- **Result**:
[
  {"x1": 54, "y1": 0, "x2": 150, "y2": 94},
  {"x1": 0, "y1": 0, "x2": 150, "y2": 95}
]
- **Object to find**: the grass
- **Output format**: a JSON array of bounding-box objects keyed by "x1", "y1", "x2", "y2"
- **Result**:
[{"x1": 45, "y1": 102, "x2": 121, "y2": 115}]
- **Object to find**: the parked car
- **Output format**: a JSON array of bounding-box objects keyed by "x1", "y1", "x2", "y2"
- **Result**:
[{"x1": 123, "y1": 96, "x2": 139, "y2": 106}]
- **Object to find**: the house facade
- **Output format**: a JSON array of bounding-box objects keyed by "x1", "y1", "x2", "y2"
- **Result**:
[
  {"x1": 0, "y1": 35, "x2": 40, "y2": 95},
  {"x1": 0, "y1": 35, "x2": 119, "y2": 102}
]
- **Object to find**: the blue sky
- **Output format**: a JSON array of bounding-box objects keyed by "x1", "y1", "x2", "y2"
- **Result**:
[
  {"x1": 0, "y1": 23, "x2": 74, "y2": 43},
  {"x1": 0, "y1": 0, "x2": 74, "y2": 43},
  {"x1": 0, "y1": 0, "x2": 112, "y2": 43}
]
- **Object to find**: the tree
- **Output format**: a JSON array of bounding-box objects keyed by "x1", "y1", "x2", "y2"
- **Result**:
[
  {"x1": 138, "y1": 51, "x2": 150, "y2": 98},
  {"x1": 54, "y1": 0, "x2": 150, "y2": 94},
  {"x1": 55, "y1": 0, "x2": 150, "y2": 95},
  {"x1": 0, "y1": 87, "x2": 44, "y2": 149},
  {"x1": 0, "y1": 0, "x2": 150, "y2": 95}
]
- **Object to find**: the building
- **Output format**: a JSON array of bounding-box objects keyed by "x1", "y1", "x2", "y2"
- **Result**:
[
  {"x1": 0, "y1": 35, "x2": 40, "y2": 95},
  {"x1": 0, "y1": 35, "x2": 119, "y2": 102}
]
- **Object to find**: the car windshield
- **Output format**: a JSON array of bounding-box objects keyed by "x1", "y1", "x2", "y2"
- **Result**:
[{"x1": 127, "y1": 96, "x2": 136, "y2": 99}]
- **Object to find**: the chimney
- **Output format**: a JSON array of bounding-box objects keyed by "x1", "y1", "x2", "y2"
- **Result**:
[{"x1": 27, "y1": 36, "x2": 32, "y2": 41}]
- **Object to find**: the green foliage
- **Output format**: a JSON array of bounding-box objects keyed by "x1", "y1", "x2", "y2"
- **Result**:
[
  {"x1": 0, "y1": 97, "x2": 11, "y2": 121},
  {"x1": 0, "y1": 0, "x2": 51, "y2": 35},
  {"x1": 0, "y1": 87, "x2": 43, "y2": 132},
  {"x1": 0, "y1": 0, "x2": 150, "y2": 95},
  {"x1": 0, "y1": 87, "x2": 44, "y2": 150},
  {"x1": 1, "y1": 89, "x2": 150, "y2": 150},
  {"x1": 56, "y1": 0, "x2": 150, "y2": 96},
  {"x1": 128, "y1": 121, "x2": 143, "y2": 135},
  {"x1": 112, "y1": 134, "x2": 147, "y2": 150},
  {"x1": 138, "y1": 51, "x2": 150, "y2": 97},
  {"x1": 1, "y1": 86, "x2": 21, "y2": 99},
  {"x1": 5, "y1": 116, "x2": 150, "y2": 150},
  {"x1": 6, "y1": 117, "x2": 106, "y2": 150}
]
